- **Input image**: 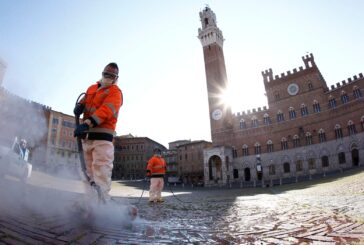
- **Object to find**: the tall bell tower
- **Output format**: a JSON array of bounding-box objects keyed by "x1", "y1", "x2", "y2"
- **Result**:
[{"x1": 198, "y1": 6, "x2": 232, "y2": 145}]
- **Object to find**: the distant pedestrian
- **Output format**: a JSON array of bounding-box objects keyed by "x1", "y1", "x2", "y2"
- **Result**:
[
  {"x1": 146, "y1": 148, "x2": 166, "y2": 203},
  {"x1": 19, "y1": 139, "x2": 29, "y2": 161}
]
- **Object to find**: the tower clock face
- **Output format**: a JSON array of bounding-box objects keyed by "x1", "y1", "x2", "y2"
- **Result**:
[
  {"x1": 212, "y1": 109, "x2": 223, "y2": 120},
  {"x1": 287, "y1": 83, "x2": 299, "y2": 96}
]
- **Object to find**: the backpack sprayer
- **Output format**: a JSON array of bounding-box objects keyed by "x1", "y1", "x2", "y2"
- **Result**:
[{"x1": 74, "y1": 93, "x2": 106, "y2": 204}]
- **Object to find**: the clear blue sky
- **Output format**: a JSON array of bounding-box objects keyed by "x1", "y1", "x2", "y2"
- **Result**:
[{"x1": 1, "y1": 0, "x2": 363, "y2": 147}]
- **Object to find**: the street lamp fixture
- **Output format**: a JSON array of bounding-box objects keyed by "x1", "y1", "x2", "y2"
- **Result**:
[{"x1": 256, "y1": 155, "x2": 262, "y2": 172}]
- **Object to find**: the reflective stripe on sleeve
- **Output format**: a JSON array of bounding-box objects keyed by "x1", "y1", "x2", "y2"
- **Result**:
[
  {"x1": 105, "y1": 103, "x2": 118, "y2": 117},
  {"x1": 91, "y1": 115, "x2": 101, "y2": 125}
]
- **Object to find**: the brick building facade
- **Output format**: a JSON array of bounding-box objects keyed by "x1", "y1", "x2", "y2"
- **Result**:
[
  {"x1": 46, "y1": 110, "x2": 80, "y2": 177},
  {"x1": 113, "y1": 135, "x2": 166, "y2": 180},
  {"x1": 198, "y1": 7, "x2": 364, "y2": 187},
  {"x1": 177, "y1": 140, "x2": 212, "y2": 184}
]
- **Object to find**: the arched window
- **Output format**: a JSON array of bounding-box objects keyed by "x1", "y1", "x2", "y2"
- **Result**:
[
  {"x1": 232, "y1": 147, "x2": 237, "y2": 158},
  {"x1": 305, "y1": 132, "x2": 313, "y2": 145},
  {"x1": 300, "y1": 103, "x2": 309, "y2": 116},
  {"x1": 289, "y1": 107, "x2": 296, "y2": 119},
  {"x1": 266, "y1": 140, "x2": 274, "y2": 153},
  {"x1": 277, "y1": 110, "x2": 284, "y2": 122},
  {"x1": 293, "y1": 135, "x2": 300, "y2": 148},
  {"x1": 254, "y1": 142, "x2": 261, "y2": 155},
  {"x1": 353, "y1": 86, "x2": 362, "y2": 99},
  {"x1": 242, "y1": 144, "x2": 249, "y2": 156},
  {"x1": 283, "y1": 162, "x2": 290, "y2": 173},
  {"x1": 251, "y1": 116, "x2": 258, "y2": 128},
  {"x1": 318, "y1": 128, "x2": 326, "y2": 143},
  {"x1": 274, "y1": 91, "x2": 280, "y2": 100},
  {"x1": 335, "y1": 124, "x2": 343, "y2": 139},
  {"x1": 347, "y1": 120, "x2": 357, "y2": 136},
  {"x1": 341, "y1": 90, "x2": 349, "y2": 104},
  {"x1": 308, "y1": 81, "x2": 314, "y2": 90},
  {"x1": 281, "y1": 137, "x2": 288, "y2": 150},
  {"x1": 233, "y1": 169, "x2": 239, "y2": 179},
  {"x1": 263, "y1": 113, "x2": 271, "y2": 125},
  {"x1": 239, "y1": 119, "x2": 246, "y2": 129},
  {"x1": 338, "y1": 152, "x2": 346, "y2": 164},
  {"x1": 321, "y1": 156, "x2": 329, "y2": 167},
  {"x1": 312, "y1": 100, "x2": 321, "y2": 113},
  {"x1": 328, "y1": 95, "x2": 337, "y2": 109}
]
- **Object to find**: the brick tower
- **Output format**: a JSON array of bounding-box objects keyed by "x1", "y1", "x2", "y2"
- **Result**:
[{"x1": 198, "y1": 6, "x2": 232, "y2": 146}]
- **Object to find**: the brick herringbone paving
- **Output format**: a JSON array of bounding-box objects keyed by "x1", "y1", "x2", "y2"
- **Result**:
[{"x1": 0, "y1": 169, "x2": 364, "y2": 244}]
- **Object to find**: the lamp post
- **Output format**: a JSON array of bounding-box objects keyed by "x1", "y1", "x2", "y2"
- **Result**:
[{"x1": 256, "y1": 155, "x2": 263, "y2": 187}]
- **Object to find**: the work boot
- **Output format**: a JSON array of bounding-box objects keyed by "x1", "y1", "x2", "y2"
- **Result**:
[{"x1": 157, "y1": 198, "x2": 164, "y2": 203}]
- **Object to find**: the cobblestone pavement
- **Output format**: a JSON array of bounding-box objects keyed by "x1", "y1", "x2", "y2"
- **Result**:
[{"x1": 0, "y1": 169, "x2": 364, "y2": 244}]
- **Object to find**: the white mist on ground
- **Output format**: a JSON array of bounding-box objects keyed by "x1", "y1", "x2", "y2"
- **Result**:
[{"x1": 0, "y1": 88, "x2": 136, "y2": 228}]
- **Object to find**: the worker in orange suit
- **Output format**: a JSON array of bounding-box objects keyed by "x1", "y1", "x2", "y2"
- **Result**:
[
  {"x1": 74, "y1": 62, "x2": 123, "y2": 202},
  {"x1": 146, "y1": 148, "x2": 166, "y2": 203}
]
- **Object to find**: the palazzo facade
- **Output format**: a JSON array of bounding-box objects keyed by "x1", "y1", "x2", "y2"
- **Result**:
[{"x1": 198, "y1": 7, "x2": 364, "y2": 186}]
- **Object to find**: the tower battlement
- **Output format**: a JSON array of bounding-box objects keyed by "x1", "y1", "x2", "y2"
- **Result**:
[
  {"x1": 233, "y1": 106, "x2": 268, "y2": 117},
  {"x1": 302, "y1": 53, "x2": 315, "y2": 68},
  {"x1": 198, "y1": 6, "x2": 224, "y2": 48},
  {"x1": 263, "y1": 53, "x2": 316, "y2": 85},
  {"x1": 329, "y1": 73, "x2": 364, "y2": 91}
]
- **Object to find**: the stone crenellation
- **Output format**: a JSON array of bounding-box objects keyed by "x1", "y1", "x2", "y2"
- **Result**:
[
  {"x1": 262, "y1": 53, "x2": 316, "y2": 84},
  {"x1": 233, "y1": 106, "x2": 268, "y2": 117},
  {"x1": 328, "y1": 73, "x2": 363, "y2": 91}
]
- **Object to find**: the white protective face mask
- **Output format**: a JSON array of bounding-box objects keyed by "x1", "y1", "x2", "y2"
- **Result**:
[{"x1": 101, "y1": 77, "x2": 114, "y2": 87}]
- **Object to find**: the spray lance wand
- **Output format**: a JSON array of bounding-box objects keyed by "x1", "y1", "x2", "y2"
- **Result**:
[{"x1": 74, "y1": 93, "x2": 106, "y2": 204}]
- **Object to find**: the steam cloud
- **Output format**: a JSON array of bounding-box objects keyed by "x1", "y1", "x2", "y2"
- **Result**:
[{"x1": 0, "y1": 86, "x2": 136, "y2": 230}]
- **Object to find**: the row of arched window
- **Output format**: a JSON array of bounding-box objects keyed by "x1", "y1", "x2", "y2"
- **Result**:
[
  {"x1": 232, "y1": 150, "x2": 354, "y2": 179},
  {"x1": 231, "y1": 118, "x2": 364, "y2": 157},
  {"x1": 239, "y1": 87, "x2": 362, "y2": 129},
  {"x1": 266, "y1": 153, "x2": 343, "y2": 175}
]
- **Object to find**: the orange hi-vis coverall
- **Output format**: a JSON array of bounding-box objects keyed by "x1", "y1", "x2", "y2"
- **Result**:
[
  {"x1": 81, "y1": 81, "x2": 123, "y2": 201},
  {"x1": 146, "y1": 155, "x2": 166, "y2": 202}
]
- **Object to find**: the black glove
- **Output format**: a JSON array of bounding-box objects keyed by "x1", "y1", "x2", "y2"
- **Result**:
[
  {"x1": 74, "y1": 103, "x2": 85, "y2": 117},
  {"x1": 74, "y1": 123, "x2": 89, "y2": 137},
  {"x1": 146, "y1": 170, "x2": 151, "y2": 177}
]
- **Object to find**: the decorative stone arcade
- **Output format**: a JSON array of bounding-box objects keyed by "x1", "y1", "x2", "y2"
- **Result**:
[{"x1": 203, "y1": 146, "x2": 233, "y2": 186}]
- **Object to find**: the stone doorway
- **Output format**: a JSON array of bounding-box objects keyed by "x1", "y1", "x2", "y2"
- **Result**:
[
  {"x1": 244, "y1": 167, "x2": 251, "y2": 181},
  {"x1": 208, "y1": 155, "x2": 223, "y2": 183},
  {"x1": 351, "y1": 148, "x2": 359, "y2": 166}
]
